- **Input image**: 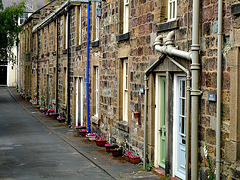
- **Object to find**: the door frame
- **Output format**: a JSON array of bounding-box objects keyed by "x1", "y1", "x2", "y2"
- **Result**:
[
  {"x1": 173, "y1": 74, "x2": 186, "y2": 179},
  {"x1": 75, "y1": 77, "x2": 83, "y2": 126},
  {"x1": 154, "y1": 73, "x2": 166, "y2": 168}
]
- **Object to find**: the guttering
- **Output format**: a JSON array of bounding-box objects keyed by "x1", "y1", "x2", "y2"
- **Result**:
[
  {"x1": 86, "y1": 1, "x2": 90, "y2": 133},
  {"x1": 67, "y1": 7, "x2": 71, "y2": 125},
  {"x1": 56, "y1": 17, "x2": 59, "y2": 112},
  {"x1": 216, "y1": 0, "x2": 223, "y2": 179},
  {"x1": 154, "y1": 31, "x2": 192, "y2": 61},
  {"x1": 190, "y1": 0, "x2": 201, "y2": 179},
  {"x1": 37, "y1": 31, "x2": 39, "y2": 105}
]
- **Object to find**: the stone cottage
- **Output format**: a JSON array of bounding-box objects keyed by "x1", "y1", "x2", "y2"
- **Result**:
[{"x1": 19, "y1": 0, "x2": 240, "y2": 179}]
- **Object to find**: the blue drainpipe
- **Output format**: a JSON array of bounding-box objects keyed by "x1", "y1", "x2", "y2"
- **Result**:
[{"x1": 86, "y1": 1, "x2": 90, "y2": 133}]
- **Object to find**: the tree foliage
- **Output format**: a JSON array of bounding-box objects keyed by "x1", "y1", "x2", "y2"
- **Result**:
[{"x1": 0, "y1": 0, "x2": 25, "y2": 64}]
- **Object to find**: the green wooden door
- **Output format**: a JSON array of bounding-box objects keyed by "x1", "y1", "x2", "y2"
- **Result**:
[{"x1": 159, "y1": 76, "x2": 166, "y2": 168}]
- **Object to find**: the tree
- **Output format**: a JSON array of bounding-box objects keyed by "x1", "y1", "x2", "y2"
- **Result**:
[{"x1": 0, "y1": 0, "x2": 25, "y2": 65}]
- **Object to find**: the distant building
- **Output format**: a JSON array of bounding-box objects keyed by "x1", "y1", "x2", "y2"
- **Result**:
[{"x1": 0, "y1": 0, "x2": 44, "y2": 87}]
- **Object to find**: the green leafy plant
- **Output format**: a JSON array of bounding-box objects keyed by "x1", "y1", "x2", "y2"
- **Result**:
[
  {"x1": 41, "y1": 95, "x2": 45, "y2": 107},
  {"x1": 145, "y1": 163, "x2": 154, "y2": 171},
  {"x1": 204, "y1": 140, "x2": 216, "y2": 180}
]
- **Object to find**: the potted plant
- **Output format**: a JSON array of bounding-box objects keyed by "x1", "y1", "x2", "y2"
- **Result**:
[
  {"x1": 79, "y1": 129, "x2": 87, "y2": 137},
  {"x1": 86, "y1": 133, "x2": 97, "y2": 141},
  {"x1": 95, "y1": 136, "x2": 107, "y2": 147},
  {"x1": 130, "y1": 154, "x2": 140, "y2": 164},
  {"x1": 46, "y1": 109, "x2": 54, "y2": 116},
  {"x1": 57, "y1": 116, "x2": 65, "y2": 123},
  {"x1": 124, "y1": 151, "x2": 132, "y2": 162},
  {"x1": 40, "y1": 107, "x2": 48, "y2": 113},
  {"x1": 25, "y1": 96, "x2": 31, "y2": 102},
  {"x1": 49, "y1": 112, "x2": 59, "y2": 119},
  {"x1": 105, "y1": 143, "x2": 118, "y2": 152},
  {"x1": 36, "y1": 105, "x2": 41, "y2": 109},
  {"x1": 74, "y1": 126, "x2": 86, "y2": 136},
  {"x1": 111, "y1": 146, "x2": 123, "y2": 157}
]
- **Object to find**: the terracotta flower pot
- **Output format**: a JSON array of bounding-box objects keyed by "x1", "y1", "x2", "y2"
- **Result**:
[
  {"x1": 130, "y1": 156, "x2": 140, "y2": 164},
  {"x1": 105, "y1": 144, "x2": 118, "y2": 152},
  {"x1": 111, "y1": 149, "x2": 122, "y2": 157},
  {"x1": 124, "y1": 155, "x2": 130, "y2": 162},
  {"x1": 95, "y1": 140, "x2": 107, "y2": 147},
  {"x1": 79, "y1": 130, "x2": 87, "y2": 137}
]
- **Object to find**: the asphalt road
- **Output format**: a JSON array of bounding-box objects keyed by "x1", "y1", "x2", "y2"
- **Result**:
[{"x1": 0, "y1": 87, "x2": 112, "y2": 180}]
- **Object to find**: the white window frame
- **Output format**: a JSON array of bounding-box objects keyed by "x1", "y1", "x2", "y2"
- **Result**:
[
  {"x1": 95, "y1": 67, "x2": 99, "y2": 117},
  {"x1": 123, "y1": 0, "x2": 129, "y2": 33},
  {"x1": 95, "y1": 2, "x2": 100, "y2": 40},
  {"x1": 168, "y1": 0, "x2": 177, "y2": 21},
  {"x1": 123, "y1": 60, "x2": 128, "y2": 121},
  {"x1": 65, "y1": 13, "x2": 68, "y2": 49},
  {"x1": 79, "y1": 6, "x2": 82, "y2": 45}
]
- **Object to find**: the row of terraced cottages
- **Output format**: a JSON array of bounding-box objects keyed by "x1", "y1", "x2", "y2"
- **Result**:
[{"x1": 18, "y1": 0, "x2": 240, "y2": 179}]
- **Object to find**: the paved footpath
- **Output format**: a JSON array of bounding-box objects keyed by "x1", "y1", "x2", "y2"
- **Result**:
[{"x1": 1, "y1": 87, "x2": 161, "y2": 180}]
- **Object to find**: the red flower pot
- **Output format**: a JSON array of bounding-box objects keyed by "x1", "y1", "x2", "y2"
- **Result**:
[
  {"x1": 130, "y1": 156, "x2": 140, "y2": 164},
  {"x1": 79, "y1": 130, "x2": 87, "y2": 137},
  {"x1": 124, "y1": 155, "x2": 130, "y2": 162},
  {"x1": 105, "y1": 144, "x2": 118, "y2": 152},
  {"x1": 95, "y1": 140, "x2": 107, "y2": 147},
  {"x1": 111, "y1": 149, "x2": 122, "y2": 157}
]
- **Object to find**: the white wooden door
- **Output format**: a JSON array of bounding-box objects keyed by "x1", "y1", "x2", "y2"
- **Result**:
[{"x1": 173, "y1": 75, "x2": 186, "y2": 180}]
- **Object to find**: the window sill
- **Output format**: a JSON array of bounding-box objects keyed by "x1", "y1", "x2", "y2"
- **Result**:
[
  {"x1": 62, "y1": 104, "x2": 67, "y2": 110},
  {"x1": 156, "y1": 19, "x2": 179, "y2": 32},
  {"x1": 91, "y1": 40, "x2": 99, "y2": 47},
  {"x1": 117, "y1": 32, "x2": 129, "y2": 42},
  {"x1": 116, "y1": 121, "x2": 129, "y2": 133},
  {"x1": 62, "y1": 49, "x2": 68, "y2": 54},
  {"x1": 91, "y1": 115, "x2": 100, "y2": 125},
  {"x1": 76, "y1": 45, "x2": 81, "y2": 51}
]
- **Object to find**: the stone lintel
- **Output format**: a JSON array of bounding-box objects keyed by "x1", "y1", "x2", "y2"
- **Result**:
[{"x1": 118, "y1": 47, "x2": 130, "y2": 59}]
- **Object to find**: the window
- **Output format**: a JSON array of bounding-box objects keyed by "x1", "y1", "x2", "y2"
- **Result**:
[
  {"x1": 79, "y1": 6, "x2": 82, "y2": 45},
  {"x1": 168, "y1": 0, "x2": 177, "y2": 21},
  {"x1": 19, "y1": 13, "x2": 29, "y2": 25},
  {"x1": 95, "y1": 67, "x2": 99, "y2": 116},
  {"x1": 123, "y1": 60, "x2": 128, "y2": 121},
  {"x1": 63, "y1": 68, "x2": 67, "y2": 105},
  {"x1": 64, "y1": 13, "x2": 68, "y2": 49},
  {"x1": 95, "y1": 2, "x2": 100, "y2": 40},
  {"x1": 123, "y1": 0, "x2": 129, "y2": 33},
  {"x1": 93, "y1": 66, "x2": 99, "y2": 117}
]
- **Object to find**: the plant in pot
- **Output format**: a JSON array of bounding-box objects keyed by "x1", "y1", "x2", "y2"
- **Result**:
[
  {"x1": 79, "y1": 129, "x2": 87, "y2": 137},
  {"x1": 86, "y1": 133, "x2": 97, "y2": 141},
  {"x1": 95, "y1": 136, "x2": 107, "y2": 147},
  {"x1": 74, "y1": 126, "x2": 86, "y2": 136},
  {"x1": 124, "y1": 151, "x2": 132, "y2": 162},
  {"x1": 46, "y1": 109, "x2": 54, "y2": 116},
  {"x1": 105, "y1": 143, "x2": 118, "y2": 152},
  {"x1": 130, "y1": 154, "x2": 140, "y2": 164},
  {"x1": 57, "y1": 115, "x2": 65, "y2": 123},
  {"x1": 111, "y1": 146, "x2": 123, "y2": 157},
  {"x1": 49, "y1": 112, "x2": 59, "y2": 119},
  {"x1": 40, "y1": 107, "x2": 48, "y2": 113}
]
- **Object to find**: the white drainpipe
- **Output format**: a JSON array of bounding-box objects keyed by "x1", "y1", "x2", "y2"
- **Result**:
[{"x1": 216, "y1": 0, "x2": 223, "y2": 179}]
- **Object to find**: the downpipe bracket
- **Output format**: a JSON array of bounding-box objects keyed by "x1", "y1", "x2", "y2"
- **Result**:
[{"x1": 190, "y1": 89, "x2": 202, "y2": 96}]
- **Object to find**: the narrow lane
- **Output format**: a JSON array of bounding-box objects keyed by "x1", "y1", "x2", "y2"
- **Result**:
[{"x1": 0, "y1": 87, "x2": 112, "y2": 180}]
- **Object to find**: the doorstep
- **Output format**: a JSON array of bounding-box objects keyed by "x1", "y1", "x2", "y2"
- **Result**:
[{"x1": 152, "y1": 168, "x2": 179, "y2": 180}]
